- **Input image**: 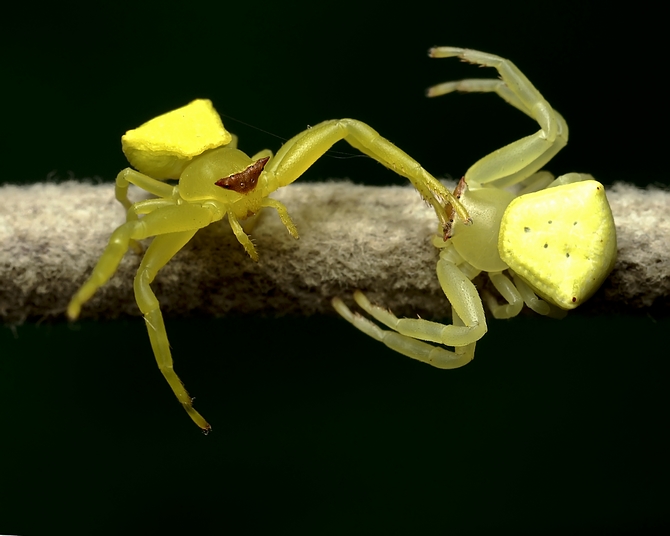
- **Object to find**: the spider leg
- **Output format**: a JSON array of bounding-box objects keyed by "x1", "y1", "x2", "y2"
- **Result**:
[
  {"x1": 428, "y1": 47, "x2": 569, "y2": 188},
  {"x1": 67, "y1": 202, "x2": 222, "y2": 320},
  {"x1": 509, "y1": 272, "x2": 552, "y2": 316},
  {"x1": 261, "y1": 118, "x2": 471, "y2": 233},
  {"x1": 115, "y1": 168, "x2": 178, "y2": 253},
  {"x1": 135, "y1": 230, "x2": 210, "y2": 431},
  {"x1": 333, "y1": 296, "x2": 475, "y2": 369},
  {"x1": 333, "y1": 245, "x2": 487, "y2": 368},
  {"x1": 67, "y1": 219, "x2": 144, "y2": 320},
  {"x1": 259, "y1": 198, "x2": 298, "y2": 239},
  {"x1": 123, "y1": 198, "x2": 179, "y2": 254},
  {"x1": 485, "y1": 272, "x2": 524, "y2": 319},
  {"x1": 115, "y1": 167, "x2": 175, "y2": 213},
  {"x1": 68, "y1": 202, "x2": 223, "y2": 430}
]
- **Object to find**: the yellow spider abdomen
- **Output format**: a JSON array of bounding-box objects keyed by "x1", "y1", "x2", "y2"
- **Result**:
[
  {"x1": 499, "y1": 180, "x2": 617, "y2": 309},
  {"x1": 121, "y1": 99, "x2": 232, "y2": 180}
]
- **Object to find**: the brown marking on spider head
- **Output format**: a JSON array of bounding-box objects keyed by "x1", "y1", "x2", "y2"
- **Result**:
[
  {"x1": 443, "y1": 176, "x2": 468, "y2": 241},
  {"x1": 453, "y1": 176, "x2": 467, "y2": 200},
  {"x1": 214, "y1": 156, "x2": 270, "y2": 194}
]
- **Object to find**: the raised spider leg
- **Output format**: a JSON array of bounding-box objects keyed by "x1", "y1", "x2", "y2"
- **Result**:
[
  {"x1": 428, "y1": 47, "x2": 568, "y2": 188},
  {"x1": 332, "y1": 294, "x2": 475, "y2": 369},
  {"x1": 428, "y1": 78, "x2": 530, "y2": 116},
  {"x1": 262, "y1": 118, "x2": 471, "y2": 236}
]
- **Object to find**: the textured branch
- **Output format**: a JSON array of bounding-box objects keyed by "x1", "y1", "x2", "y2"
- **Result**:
[{"x1": 1, "y1": 180, "x2": 668, "y2": 324}]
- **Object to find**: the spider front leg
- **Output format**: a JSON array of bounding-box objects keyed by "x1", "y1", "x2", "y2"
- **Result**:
[
  {"x1": 262, "y1": 118, "x2": 471, "y2": 235},
  {"x1": 333, "y1": 293, "x2": 475, "y2": 369},
  {"x1": 428, "y1": 47, "x2": 568, "y2": 188}
]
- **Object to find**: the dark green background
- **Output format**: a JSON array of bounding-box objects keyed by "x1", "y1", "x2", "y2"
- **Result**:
[
  {"x1": 1, "y1": 1, "x2": 668, "y2": 534},
  {"x1": 3, "y1": 1, "x2": 667, "y2": 187}
]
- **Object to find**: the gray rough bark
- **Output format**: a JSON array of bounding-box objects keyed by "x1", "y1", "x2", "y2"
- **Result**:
[{"x1": 1, "y1": 180, "x2": 668, "y2": 324}]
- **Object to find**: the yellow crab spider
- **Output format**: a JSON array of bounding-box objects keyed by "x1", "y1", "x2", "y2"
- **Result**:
[
  {"x1": 66, "y1": 98, "x2": 470, "y2": 431},
  {"x1": 333, "y1": 47, "x2": 617, "y2": 368}
]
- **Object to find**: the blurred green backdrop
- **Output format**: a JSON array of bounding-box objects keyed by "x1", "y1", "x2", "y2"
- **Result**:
[
  {"x1": 1, "y1": 1, "x2": 668, "y2": 534},
  {"x1": 3, "y1": 0, "x2": 667, "y2": 187}
]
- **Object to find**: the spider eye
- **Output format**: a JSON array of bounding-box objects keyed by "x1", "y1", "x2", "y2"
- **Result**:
[{"x1": 215, "y1": 156, "x2": 270, "y2": 194}]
